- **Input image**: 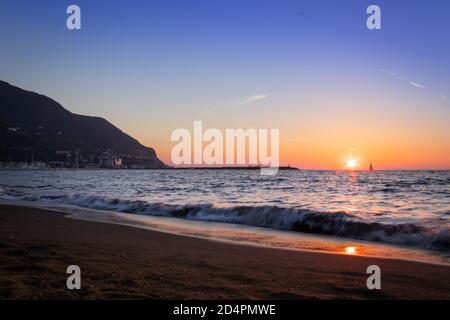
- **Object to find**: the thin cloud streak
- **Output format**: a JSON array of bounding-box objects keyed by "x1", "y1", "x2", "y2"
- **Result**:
[
  {"x1": 409, "y1": 81, "x2": 426, "y2": 89},
  {"x1": 196, "y1": 93, "x2": 269, "y2": 118},
  {"x1": 378, "y1": 68, "x2": 440, "y2": 94},
  {"x1": 379, "y1": 69, "x2": 397, "y2": 76},
  {"x1": 239, "y1": 94, "x2": 268, "y2": 105}
]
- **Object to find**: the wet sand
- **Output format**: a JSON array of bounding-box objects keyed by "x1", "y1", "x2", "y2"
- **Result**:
[{"x1": 0, "y1": 204, "x2": 449, "y2": 299}]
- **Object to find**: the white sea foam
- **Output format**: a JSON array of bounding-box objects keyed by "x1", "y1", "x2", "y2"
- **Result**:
[{"x1": 0, "y1": 169, "x2": 449, "y2": 252}]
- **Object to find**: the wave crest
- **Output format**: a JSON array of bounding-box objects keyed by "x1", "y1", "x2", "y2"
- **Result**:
[{"x1": 2, "y1": 191, "x2": 449, "y2": 251}]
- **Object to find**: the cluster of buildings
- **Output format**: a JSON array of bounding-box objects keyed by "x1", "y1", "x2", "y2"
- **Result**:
[
  {"x1": 0, "y1": 155, "x2": 123, "y2": 169},
  {"x1": 0, "y1": 147, "x2": 125, "y2": 169}
]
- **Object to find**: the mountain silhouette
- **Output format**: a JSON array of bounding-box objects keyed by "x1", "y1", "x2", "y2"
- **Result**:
[{"x1": 0, "y1": 80, "x2": 166, "y2": 167}]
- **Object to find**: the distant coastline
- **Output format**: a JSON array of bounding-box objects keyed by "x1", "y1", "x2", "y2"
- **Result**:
[
  {"x1": 0, "y1": 163, "x2": 299, "y2": 170},
  {"x1": 171, "y1": 165, "x2": 299, "y2": 171},
  {"x1": 2, "y1": 164, "x2": 450, "y2": 171}
]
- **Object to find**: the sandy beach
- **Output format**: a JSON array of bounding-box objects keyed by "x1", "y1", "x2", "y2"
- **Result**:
[{"x1": 0, "y1": 204, "x2": 449, "y2": 299}]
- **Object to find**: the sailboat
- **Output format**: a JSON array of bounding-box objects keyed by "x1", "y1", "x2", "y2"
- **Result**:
[{"x1": 369, "y1": 162, "x2": 374, "y2": 171}]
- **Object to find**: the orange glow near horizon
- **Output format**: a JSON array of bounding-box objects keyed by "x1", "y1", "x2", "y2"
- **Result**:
[
  {"x1": 146, "y1": 138, "x2": 450, "y2": 170},
  {"x1": 127, "y1": 107, "x2": 450, "y2": 170},
  {"x1": 141, "y1": 135, "x2": 450, "y2": 170}
]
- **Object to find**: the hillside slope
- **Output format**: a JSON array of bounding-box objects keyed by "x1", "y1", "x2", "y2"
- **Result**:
[{"x1": 0, "y1": 81, "x2": 166, "y2": 167}]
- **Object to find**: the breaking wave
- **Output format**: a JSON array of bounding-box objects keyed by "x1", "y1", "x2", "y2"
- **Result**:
[{"x1": 2, "y1": 190, "x2": 449, "y2": 251}]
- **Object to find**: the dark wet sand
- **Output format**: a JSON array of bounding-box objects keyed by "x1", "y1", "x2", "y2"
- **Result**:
[{"x1": 0, "y1": 204, "x2": 449, "y2": 299}]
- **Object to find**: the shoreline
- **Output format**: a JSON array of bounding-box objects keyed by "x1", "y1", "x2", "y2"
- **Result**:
[
  {"x1": 67, "y1": 205, "x2": 449, "y2": 267},
  {"x1": 1, "y1": 168, "x2": 450, "y2": 171},
  {"x1": 1, "y1": 199, "x2": 447, "y2": 266},
  {"x1": 0, "y1": 204, "x2": 449, "y2": 299}
]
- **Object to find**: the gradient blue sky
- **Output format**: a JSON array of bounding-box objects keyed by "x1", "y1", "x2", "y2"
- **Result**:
[{"x1": 1, "y1": 0, "x2": 449, "y2": 168}]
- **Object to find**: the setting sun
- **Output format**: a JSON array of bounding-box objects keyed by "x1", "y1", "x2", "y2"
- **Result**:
[{"x1": 345, "y1": 158, "x2": 359, "y2": 170}]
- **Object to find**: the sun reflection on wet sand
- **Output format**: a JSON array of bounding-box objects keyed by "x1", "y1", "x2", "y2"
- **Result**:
[
  {"x1": 344, "y1": 246, "x2": 358, "y2": 255},
  {"x1": 57, "y1": 205, "x2": 448, "y2": 266}
]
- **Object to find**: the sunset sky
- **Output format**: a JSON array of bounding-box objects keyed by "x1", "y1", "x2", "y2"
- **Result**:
[{"x1": 1, "y1": 0, "x2": 449, "y2": 169}]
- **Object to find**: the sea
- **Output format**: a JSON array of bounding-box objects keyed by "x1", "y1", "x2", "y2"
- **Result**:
[{"x1": 0, "y1": 169, "x2": 449, "y2": 265}]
